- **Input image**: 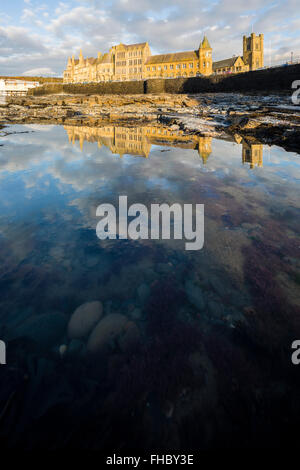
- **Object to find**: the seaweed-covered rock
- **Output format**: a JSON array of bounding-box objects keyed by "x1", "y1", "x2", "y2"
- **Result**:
[
  {"x1": 67, "y1": 301, "x2": 103, "y2": 339},
  {"x1": 68, "y1": 338, "x2": 86, "y2": 356},
  {"x1": 185, "y1": 280, "x2": 205, "y2": 311},
  {"x1": 87, "y1": 313, "x2": 128, "y2": 354},
  {"x1": 10, "y1": 312, "x2": 67, "y2": 349},
  {"x1": 119, "y1": 321, "x2": 141, "y2": 352},
  {"x1": 137, "y1": 283, "x2": 150, "y2": 304}
]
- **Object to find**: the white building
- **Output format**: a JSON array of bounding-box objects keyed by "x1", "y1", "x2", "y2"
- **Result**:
[{"x1": 0, "y1": 79, "x2": 40, "y2": 94}]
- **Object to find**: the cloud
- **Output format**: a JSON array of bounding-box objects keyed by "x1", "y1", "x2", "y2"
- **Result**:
[
  {"x1": 22, "y1": 67, "x2": 56, "y2": 76},
  {"x1": 0, "y1": 0, "x2": 299, "y2": 76}
]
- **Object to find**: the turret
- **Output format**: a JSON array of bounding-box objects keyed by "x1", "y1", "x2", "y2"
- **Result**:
[
  {"x1": 198, "y1": 35, "x2": 212, "y2": 76},
  {"x1": 79, "y1": 49, "x2": 84, "y2": 65},
  {"x1": 243, "y1": 33, "x2": 264, "y2": 71}
]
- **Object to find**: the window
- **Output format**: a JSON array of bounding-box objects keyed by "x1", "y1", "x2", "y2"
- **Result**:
[
  {"x1": 189, "y1": 63, "x2": 193, "y2": 68},
  {"x1": 164, "y1": 65, "x2": 167, "y2": 70},
  {"x1": 170, "y1": 64, "x2": 174, "y2": 69},
  {"x1": 152, "y1": 66, "x2": 156, "y2": 71},
  {"x1": 176, "y1": 64, "x2": 181, "y2": 69},
  {"x1": 158, "y1": 66, "x2": 161, "y2": 70},
  {"x1": 183, "y1": 63, "x2": 186, "y2": 69},
  {"x1": 147, "y1": 66, "x2": 150, "y2": 71}
]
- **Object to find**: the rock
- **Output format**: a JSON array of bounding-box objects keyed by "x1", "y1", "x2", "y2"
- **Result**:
[
  {"x1": 207, "y1": 300, "x2": 224, "y2": 319},
  {"x1": 119, "y1": 321, "x2": 140, "y2": 352},
  {"x1": 156, "y1": 263, "x2": 172, "y2": 274},
  {"x1": 68, "y1": 338, "x2": 86, "y2": 356},
  {"x1": 68, "y1": 301, "x2": 103, "y2": 339},
  {"x1": 87, "y1": 313, "x2": 128, "y2": 354},
  {"x1": 137, "y1": 283, "x2": 150, "y2": 304},
  {"x1": 185, "y1": 280, "x2": 205, "y2": 311},
  {"x1": 129, "y1": 308, "x2": 142, "y2": 320},
  {"x1": 59, "y1": 344, "x2": 67, "y2": 357},
  {"x1": 11, "y1": 312, "x2": 67, "y2": 349}
]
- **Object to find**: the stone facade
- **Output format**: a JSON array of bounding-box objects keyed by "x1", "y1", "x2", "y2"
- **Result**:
[
  {"x1": 63, "y1": 33, "x2": 264, "y2": 83},
  {"x1": 63, "y1": 37, "x2": 212, "y2": 84},
  {"x1": 213, "y1": 33, "x2": 264, "y2": 74}
]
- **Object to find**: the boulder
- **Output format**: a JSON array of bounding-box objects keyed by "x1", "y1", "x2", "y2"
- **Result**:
[
  {"x1": 185, "y1": 280, "x2": 205, "y2": 311},
  {"x1": 87, "y1": 313, "x2": 128, "y2": 354},
  {"x1": 68, "y1": 301, "x2": 103, "y2": 339},
  {"x1": 11, "y1": 312, "x2": 67, "y2": 349}
]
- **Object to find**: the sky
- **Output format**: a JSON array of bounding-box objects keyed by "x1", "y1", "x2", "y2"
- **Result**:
[{"x1": 0, "y1": 0, "x2": 299, "y2": 77}]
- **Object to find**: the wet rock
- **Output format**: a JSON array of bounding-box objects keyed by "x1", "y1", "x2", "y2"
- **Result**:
[
  {"x1": 119, "y1": 321, "x2": 141, "y2": 352},
  {"x1": 68, "y1": 338, "x2": 86, "y2": 356},
  {"x1": 10, "y1": 312, "x2": 67, "y2": 349},
  {"x1": 129, "y1": 308, "x2": 142, "y2": 320},
  {"x1": 185, "y1": 280, "x2": 205, "y2": 311},
  {"x1": 156, "y1": 262, "x2": 172, "y2": 274},
  {"x1": 87, "y1": 313, "x2": 128, "y2": 354},
  {"x1": 137, "y1": 283, "x2": 150, "y2": 304},
  {"x1": 207, "y1": 300, "x2": 224, "y2": 318},
  {"x1": 59, "y1": 344, "x2": 67, "y2": 357},
  {"x1": 68, "y1": 301, "x2": 103, "y2": 339}
]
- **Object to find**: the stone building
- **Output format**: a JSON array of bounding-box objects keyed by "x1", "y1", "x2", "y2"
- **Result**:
[
  {"x1": 213, "y1": 33, "x2": 264, "y2": 74},
  {"x1": 144, "y1": 36, "x2": 212, "y2": 79},
  {"x1": 63, "y1": 32, "x2": 263, "y2": 83},
  {"x1": 63, "y1": 36, "x2": 212, "y2": 83}
]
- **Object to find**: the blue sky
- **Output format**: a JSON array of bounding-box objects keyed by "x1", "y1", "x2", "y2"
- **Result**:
[{"x1": 0, "y1": 0, "x2": 299, "y2": 76}]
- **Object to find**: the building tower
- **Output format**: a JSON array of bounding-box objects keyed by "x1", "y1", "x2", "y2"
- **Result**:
[
  {"x1": 243, "y1": 33, "x2": 264, "y2": 71},
  {"x1": 199, "y1": 36, "x2": 213, "y2": 76},
  {"x1": 242, "y1": 142, "x2": 263, "y2": 168}
]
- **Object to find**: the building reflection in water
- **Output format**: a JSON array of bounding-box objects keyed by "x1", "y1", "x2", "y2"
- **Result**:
[{"x1": 64, "y1": 124, "x2": 263, "y2": 168}]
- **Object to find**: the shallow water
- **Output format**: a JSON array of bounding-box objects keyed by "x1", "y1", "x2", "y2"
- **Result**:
[{"x1": 0, "y1": 123, "x2": 300, "y2": 450}]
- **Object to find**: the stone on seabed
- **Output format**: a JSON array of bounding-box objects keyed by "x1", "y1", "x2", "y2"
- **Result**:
[
  {"x1": 87, "y1": 313, "x2": 128, "y2": 354},
  {"x1": 185, "y1": 280, "x2": 205, "y2": 311},
  {"x1": 68, "y1": 301, "x2": 103, "y2": 339},
  {"x1": 11, "y1": 312, "x2": 68, "y2": 349}
]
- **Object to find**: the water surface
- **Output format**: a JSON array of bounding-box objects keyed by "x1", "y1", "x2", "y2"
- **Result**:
[{"x1": 0, "y1": 123, "x2": 299, "y2": 449}]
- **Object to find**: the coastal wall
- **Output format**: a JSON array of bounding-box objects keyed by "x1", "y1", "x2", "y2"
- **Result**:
[{"x1": 28, "y1": 63, "x2": 300, "y2": 96}]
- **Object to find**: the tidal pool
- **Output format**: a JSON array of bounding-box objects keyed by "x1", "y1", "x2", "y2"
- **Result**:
[{"x1": 0, "y1": 123, "x2": 299, "y2": 450}]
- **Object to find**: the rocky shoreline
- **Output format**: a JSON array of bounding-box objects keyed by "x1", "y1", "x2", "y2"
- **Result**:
[{"x1": 1, "y1": 92, "x2": 300, "y2": 153}]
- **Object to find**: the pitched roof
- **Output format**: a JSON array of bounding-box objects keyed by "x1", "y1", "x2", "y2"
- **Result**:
[
  {"x1": 86, "y1": 58, "x2": 97, "y2": 65},
  {"x1": 213, "y1": 56, "x2": 243, "y2": 70},
  {"x1": 145, "y1": 50, "x2": 199, "y2": 64},
  {"x1": 124, "y1": 42, "x2": 147, "y2": 49},
  {"x1": 99, "y1": 52, "x2": 112, "y2": 64},
  {"x1": 200, "y1": 36, "x2": 212, "y2": 49}
]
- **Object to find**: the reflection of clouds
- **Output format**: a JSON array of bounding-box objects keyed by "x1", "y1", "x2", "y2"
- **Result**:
[
  {"x1": 0, "y1": 123, "x2": 299, "y2": 295},
  {"x1": 1, "y1": 124, "x2": 299, "y2": 221}
]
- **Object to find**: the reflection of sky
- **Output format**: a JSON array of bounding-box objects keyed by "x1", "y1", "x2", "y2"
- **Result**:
[
  {"x1": 0, "y1": 124, "x2": 299, "y2": 219},
  {"x1": 0, "y1": 123, "x2": 299, "y2": 324}
]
